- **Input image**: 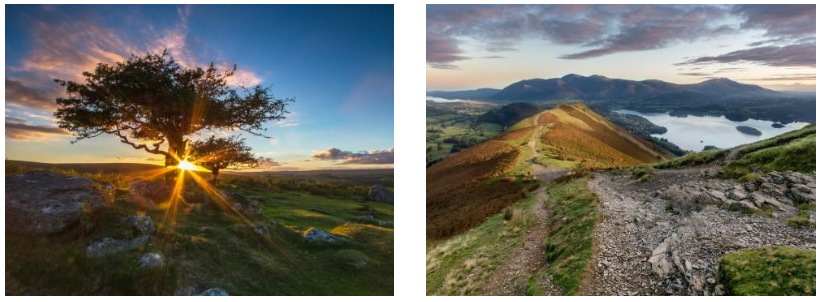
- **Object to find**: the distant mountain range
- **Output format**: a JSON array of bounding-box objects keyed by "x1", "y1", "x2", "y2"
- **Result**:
[{"x1": 427, "y1": 74, "x2": 784, "y2": 102}]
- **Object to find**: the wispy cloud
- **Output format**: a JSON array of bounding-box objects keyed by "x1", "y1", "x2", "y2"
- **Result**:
[
  {"x1": 676, "y1": 43, "x2": 816, "y2": 68},
  {"x1": 311, "y1": 147, "x2": 394, "y2": 165},
  {"x1": 5, "y1": 121, "x2": 70, "y2": 141}
]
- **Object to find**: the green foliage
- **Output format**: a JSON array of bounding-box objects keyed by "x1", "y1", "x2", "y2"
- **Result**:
[
  {"x1": 654, "y1": 148, "x2": 728, "y2": 169},
  {"x1": 503, "y1": 207, "x2": 513, "y2": 221},
  {"x1": 53, "y1": 50, "x2": 291, "y2": 163},
  {"x1": 189, "y1": 135, "x2": 258, "y2": 179},
  {"x1": 787, "y1": 203, "x2": 816, "y2": 229},
  {"x1": 719, "y1": 246, "x2": 816, "y2": 296},
  {"x1": 630, "y1": 165, "x2": 654, "y2": 182},
  {"x1": 725, "y1": 134, "x2": 816, "y2": 180}
]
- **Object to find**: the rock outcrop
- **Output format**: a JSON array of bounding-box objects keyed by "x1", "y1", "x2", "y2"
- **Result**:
[
  {"x1": 303, "y1": 228, "x2": 347, "y2": 244},
  {"x1": 86, "y1": 236, "x2": 150, "y2": 258},
  {"x1": 6, "y1": 171, "x2": 114, "y2": 235},
  {"x1": 226, "y1": 191, "x2": 261, "y2": 215},
  {"x1": 127, "y1": 215, "x2": 155, "y2": 235},
  {"x1": 659, "y1": 171, "x2": 814, "y2": 214},
  {"x1": 138, "y1": 253, "x2": 165, "y2": 268},
  {"x1": 368, "y1": 184, "x2": 393, "y2": 204}
]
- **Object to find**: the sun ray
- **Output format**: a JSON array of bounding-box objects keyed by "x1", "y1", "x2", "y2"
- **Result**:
[{"x1": 187, "y1": 171, "x2": 299, "y2": 263}]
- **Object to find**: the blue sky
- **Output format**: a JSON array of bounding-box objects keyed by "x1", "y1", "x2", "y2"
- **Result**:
[
  {"x1": 427, "y1": 5, "x2": 815, "y2": 91},
  {"x1": 5, "y1": 5, "x2": 394, "y2": 170}
]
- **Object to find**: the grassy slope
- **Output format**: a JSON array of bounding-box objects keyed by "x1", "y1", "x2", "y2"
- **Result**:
[
  {"x1": 526, "y1": 178, "x2": 598, "y2": 295},
  {"x1": 5, "y1": 165, "x2": 393, "y2": 295},
  {"x1": 719, "y1": 246, "x2": 816, "y2": 295},
  {"x1": 426, "y1": 194, "x2": 538, "y2": 295},
  {"x1": 654, "y1": 124, "x2": 816, "y2": 181},
  {"x1": 538, "y1": 103, "x2": 673, "y2": 170}
]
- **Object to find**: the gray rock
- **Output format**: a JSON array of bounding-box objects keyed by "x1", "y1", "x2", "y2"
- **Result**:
[
  {"x1": 137, "y1": 253, "x2": 164, "y2": 268},
  {"x1": 127, "y1": 215, "x2": 155, "y2": 235},
  {"x1": 6, "y1": 171, "x2": 113, "y2": 235},
  {"x1": 727, "y1": 188, "x2": 748, "y2": 201},
  {"x1": 648, "y1": 234, "x2": 677, "y2": 278},
  {"x1": 357, "y1": 215, "x2": 375, "y2": 223},
  {"x1": 86, "y1": 235, "x2": 150, "y2": 258},
  {"x1": 198, "y1": 288, "x2": 229, "y2": 296},
  {"x1": 367, "y1": 184, "x2": 394, "y2": 204},
  {"x1": 303, "y1": 228, "x2": 346, "y2": 244},
  {"x1": 226, "y1": 191, "x2": 261, "y2": 215},
  {"x1": 253, "y1": 223, "x2": 270, "y2": 237},
  {"x1": 789, "y1": 185, "x2": 815, "y2": 203}
]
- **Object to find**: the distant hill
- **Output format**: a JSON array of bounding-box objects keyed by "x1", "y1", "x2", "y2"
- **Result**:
[
  {"x1": 488, "y1": 74, "x2": 780, "y2": 102},
  {"x1": 6, "y1": 160, "x2": 162, "y2": 174},
  {"x1": 477, "y1": 102, "x2": 541, "y2": 127},
  {"x1": 426, "y1": 88, "x2": 500, "y2": 100}
]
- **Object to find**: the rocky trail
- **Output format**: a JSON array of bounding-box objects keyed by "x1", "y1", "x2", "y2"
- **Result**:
[
  {"x1": 482, "y1": 124, "x2": 566, "y2": 295},
  {"x1": 586, "y1": 167, "x2": 816, "y2": 295}
]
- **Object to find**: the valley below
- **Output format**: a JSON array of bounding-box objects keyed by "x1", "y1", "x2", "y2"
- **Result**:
[{"x1": 426, "y1": 101, "x2": 816, "y2": 296}]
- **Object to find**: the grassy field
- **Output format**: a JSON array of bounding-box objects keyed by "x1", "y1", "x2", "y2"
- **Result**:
[
  {"x1": 719, "y1": 246, "x2": 815, "y2": 296},
  {"x1": 426, "y1": 194, "x2": 538, "y2": 295},
  {"x1": 426, "y1": 102, "x2": 503, "y2": 165},
  {"x1": 5, "y1": 162, "x2": 394, "y2": 295}
]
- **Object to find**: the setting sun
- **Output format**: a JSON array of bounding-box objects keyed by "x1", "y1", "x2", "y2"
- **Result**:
[{"x1": 177, "y1": 159, "x2": 197, "y2": 171}]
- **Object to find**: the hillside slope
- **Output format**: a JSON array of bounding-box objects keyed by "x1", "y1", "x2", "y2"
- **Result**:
[
  {"x1": 426, "y1": 102, "x2": 671, "y2": 239},
  {"x1": 537, "y1": 103, "x2": 674, "y2": 169}
]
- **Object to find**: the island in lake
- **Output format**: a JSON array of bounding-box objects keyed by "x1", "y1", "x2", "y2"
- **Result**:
[{"x1": 736, "y1": 125, "x2": 763, "y2": 136}]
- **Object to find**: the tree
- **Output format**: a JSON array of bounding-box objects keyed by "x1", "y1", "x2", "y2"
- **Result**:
[
  {"x1": 54, "y1": 50, "x2": 291, "y2": 181},
  {"x1": 189, "y1": 135, "x2": 258, "y2": 182}
]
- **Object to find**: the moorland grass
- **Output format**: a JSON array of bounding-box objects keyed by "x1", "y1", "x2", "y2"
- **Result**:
[{"x1": 719, "y1": 246, "x2": 815, "y2": 296}]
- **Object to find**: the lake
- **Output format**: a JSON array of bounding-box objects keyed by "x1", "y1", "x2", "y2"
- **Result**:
[{"x1": 616, "y1": 110, "x2": 811, "y2": 151}]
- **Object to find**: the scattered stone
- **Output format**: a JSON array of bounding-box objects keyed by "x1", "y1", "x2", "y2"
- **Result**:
[
  {"x1": 137, "y1": 253, "x2": 164, "y2": 268},
  {"x1": 367, "y1": 184, "x2": 394, "y2": 204},
  {"x1": 86, "y1": 235, "x2": 150, "y2": 258},
  {"x1": 127, "y1": 215, "x2": 155, "y2": 235},
  {"x1": 356, "y1": 215, "x2": 375, "y2": 223},
  {"x1": 253, "y1": 223, "x2": 270, "y2": 237},
  {"x1": 225, "y1": 191, "x2": 261, "y2": 215},
  {"x1": 198, "y1": 288, "x2": 229, "y2": 296},
  {"x1": 303, "y1": 228, "x2": 346, "y2": 244},
  {"x1": 6, "y1": 171, "x2": 114, "y2": 235}
]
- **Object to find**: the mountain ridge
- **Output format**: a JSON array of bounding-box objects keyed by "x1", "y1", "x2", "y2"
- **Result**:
[{"x1": 428, "y1": 74, "x2": 783, "y2": 101}]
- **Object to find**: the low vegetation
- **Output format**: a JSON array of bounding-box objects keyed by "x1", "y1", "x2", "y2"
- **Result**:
[
  {"x1": 426, "y1": 194, "x2": 538, "y2": 295},
  {"x1": 527, "y1": 178, "x2": 598, "y2": 295},
  {"x1": 654, "y1": 148, "x2": 728, "y2": 169},
  {"x1": 718, "y1": 246, "x2": 815, "y2": 296},
  {"x1": 786, "y1": 202, "x2": 816, "y2": 229},
  {"x1": 6, "y1": 164, "x2": 394, "y2": 295},
  {"x1": 725, "y1": 132, "x2": 815, "y2": 180}
]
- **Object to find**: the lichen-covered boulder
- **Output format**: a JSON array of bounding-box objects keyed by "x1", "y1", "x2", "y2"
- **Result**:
[
  {"x1": 128, "y1": 180, "x2": 171, "y2": 206},
  {"x1": 6, "y1": 171, "x2": 113, "y2": 235},
  {"x1": 86, "y1": 235, "x2": 150, "y2": 258}
]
